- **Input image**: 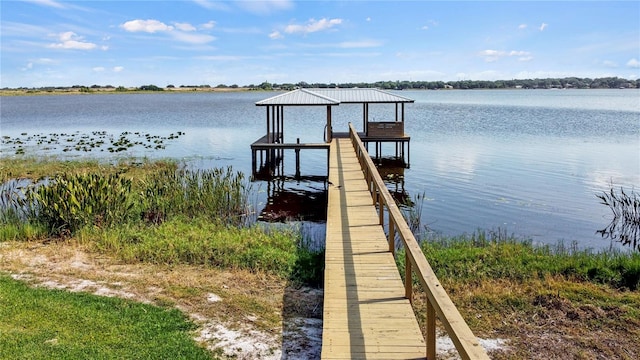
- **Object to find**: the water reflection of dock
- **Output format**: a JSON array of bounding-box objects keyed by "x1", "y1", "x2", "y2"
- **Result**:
[{"x1": 257, "y1": 175, "x2": 327, "y2": 222}]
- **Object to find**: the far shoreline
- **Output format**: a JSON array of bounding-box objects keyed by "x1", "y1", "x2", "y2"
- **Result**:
[
  {"x1": 0, "y1": 86, "x2": 253, "y2": 96},
  {"x1": 2, "y1": 86, "x2": 638, "y2": 97},
  {"x1": 2, "y1": 76, "x2": 637, "y2": 96}
]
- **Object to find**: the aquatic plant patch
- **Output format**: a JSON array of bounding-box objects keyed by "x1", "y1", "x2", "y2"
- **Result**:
[
  {"x1": 597, "y1": 186, "x2": 640, "y2": 251},
  {"x1": 0, "y1": 130, "x2": 184, "y2": 156},
  {"x1": 23, "y1": 172, "x2": 135, "y2": 236}
]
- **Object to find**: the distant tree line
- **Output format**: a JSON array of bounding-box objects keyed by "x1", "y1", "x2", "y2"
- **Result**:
[
  {"x1": 4, "y1": 77, "x2": 638, "y2": 92},
  {"x1": 251, "y1": 77, "x2": 638, "y2": 91}
]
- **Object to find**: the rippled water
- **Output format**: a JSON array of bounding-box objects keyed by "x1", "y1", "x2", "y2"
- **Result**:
[{"x1": 1, "y1": 89, "x2": 639, "y2": 250}]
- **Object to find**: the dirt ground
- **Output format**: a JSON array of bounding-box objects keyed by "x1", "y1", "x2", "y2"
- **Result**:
[{"x1": 4, "y1": 240, "x2": 635, "y2": 359}]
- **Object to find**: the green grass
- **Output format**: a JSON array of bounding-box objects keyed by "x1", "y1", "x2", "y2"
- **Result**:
[
  {"x1": 76, "y1": 217, "x2": 324, "y2": 285},
  {"x1": 0, "y1": 275, "x2": 212, "y2": 360},
  {"x1": 398, "y1": 230, "x2": 640, "y2": 291},
  {"x1": 1, "y1": 157, "x2": 324, "y2": 285},
  {"x1": 78, "y1": 218, "x2": 298, "y2": 276},
  {"x1": 394, "y1": 231, "x2": 640, "y2": 358}
]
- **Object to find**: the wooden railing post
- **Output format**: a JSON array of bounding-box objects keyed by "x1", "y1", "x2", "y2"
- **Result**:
[
  {"x1": 378, "y1": 197, "x2": 384, "y2": 225},
  {"x1": 405, "y1": 253, "x2": 412, "y2": 302},
  {"x1": 426, "y1": 299, "x2": 436, "y2": 360},
  {"x1": 346, "y1": 122, "x2": 490, "y2": 360},
  {"x1": 388, "y1": 213, "x2": 395, "y2": 254}
]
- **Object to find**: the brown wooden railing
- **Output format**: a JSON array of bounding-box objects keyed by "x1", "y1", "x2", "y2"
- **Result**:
[{"x1": 348, "y1": 123, "x2": 490, "y2": 360}]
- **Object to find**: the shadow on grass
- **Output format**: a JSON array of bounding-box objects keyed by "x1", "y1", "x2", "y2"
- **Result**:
[{"x1": 280, "y1": 248, "x2": 325, "y2": 359}]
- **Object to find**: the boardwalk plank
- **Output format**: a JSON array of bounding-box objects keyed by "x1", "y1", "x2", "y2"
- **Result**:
[{"x1": 322, "y1": 138, "x2": 426, "y2": 360}]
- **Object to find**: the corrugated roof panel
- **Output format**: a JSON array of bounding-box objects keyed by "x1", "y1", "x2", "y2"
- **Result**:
[
  {"x1": 255, "y1": 89, "x2": 339, "y2": 106},
  {"x1": 256, "y1": 88, "x2": 414, "y2": 106},
  {"x1": 311, "y1": 88, "x2": 414, "y2": 103}
]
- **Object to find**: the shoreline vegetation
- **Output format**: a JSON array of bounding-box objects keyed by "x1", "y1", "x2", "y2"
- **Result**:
[
  {"x1": 1, "y1": 157, "x2": 639, "y2": 358},
  {"x1": 0, "y1": 76, "x2": 638, "y2": 96}
]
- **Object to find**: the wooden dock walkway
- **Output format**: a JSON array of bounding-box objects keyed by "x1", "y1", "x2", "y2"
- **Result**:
[{"x1": 322, "y1": 138, "x2": 426, "y2": 359}]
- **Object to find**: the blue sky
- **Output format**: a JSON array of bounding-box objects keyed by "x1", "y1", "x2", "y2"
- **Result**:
[{"x1": 2, "y1": 0, "x2": 639, "y2": 87}]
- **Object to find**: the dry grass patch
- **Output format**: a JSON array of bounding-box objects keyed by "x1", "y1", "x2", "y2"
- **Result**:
[{"x1": 408, "y1": 276, "x2": 640, "y2": 359}]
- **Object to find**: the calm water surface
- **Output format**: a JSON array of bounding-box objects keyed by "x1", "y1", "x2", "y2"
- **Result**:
[{"x1": 1, "y1": 89, "x2": 639, "y2": 250}]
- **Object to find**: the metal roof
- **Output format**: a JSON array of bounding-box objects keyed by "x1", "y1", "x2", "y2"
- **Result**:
[
  {"x1": 256, "y1": 88, "x2": 414, "y2": 106},
  {"x1": 311, "y1": 88, "x2": 414, "y2": 104},
  {"x1": 255, "y1": 88, "x2": 339, "y2": 106}
]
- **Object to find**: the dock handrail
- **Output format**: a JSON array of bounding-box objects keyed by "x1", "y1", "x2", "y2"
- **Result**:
[{"x1": 347, "y1": 123, "x2": 490, "y2": 360}]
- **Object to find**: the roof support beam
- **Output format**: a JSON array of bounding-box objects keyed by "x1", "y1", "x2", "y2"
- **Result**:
[{"x1": 326, "y1": 105, "x2": 332, "y2": 143}]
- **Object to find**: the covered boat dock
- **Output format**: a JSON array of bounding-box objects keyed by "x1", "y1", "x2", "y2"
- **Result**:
[{"x1": 251, "y1": 88, "x2": 414, "y2": 178}]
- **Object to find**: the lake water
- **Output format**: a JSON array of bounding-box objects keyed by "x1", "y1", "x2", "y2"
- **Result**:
[{"x1": 1, "y1": 89, "x2": 639, "y2": 251}]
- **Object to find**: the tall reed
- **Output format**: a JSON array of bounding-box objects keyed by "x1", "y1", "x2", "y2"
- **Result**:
[
  {"x1": 139, "y1": 167, "x2": 250, "y2": 226},
  {"x1": 597, "y1": 186, "x2": 640, "y2": 250},
  {"x1": 4, "y1": 166, "x2": 251, "y2": 238}
]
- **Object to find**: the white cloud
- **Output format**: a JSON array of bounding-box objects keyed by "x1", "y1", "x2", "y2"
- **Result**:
[
  {"x1": 24, "y1": 0, "x2": 65, "y2": 9},
  {"x1": 627, "y1": 58, "x2": 640, "y2": 68},
  {"x1": 269, "y1": 31, "x2": 283, "y2": 40},
  {"x1": 113, "y1": 66, "x2": 124, "y2": 72},
  {"x1": 171, "y1": 32, "x2": 216, "y2": 44},
  {"x1": 479, "y1": 49, "x2": 531, "y2": 62},
  {"x1": 539, "y1": 23, "x2": 548, "y2": 31},
  {"x1": 284, "y1": 18, "x2": 343, "y2": 34},
  {"x1": 30, "y1": 58, "x2": 55, "y2": 64},
  {"x1": 121, "y1": 19, "x2": 215, "y2": 44},
  {"x1": 47, "y1": 31, "x2": 97, "y2": 50},
  {"x1": 174, "y1": 22, "x2": 196, "y2": 32},
  {"x1": 93, "y1": 67, "x2": 105, "y2": 72},
  {"x1": 201, "y1": 21, "x2": 216, "y2": 30},
  {"x1": 518, "y1": 24, "x2": 527, "y2": 30},
  {"x1": 603, "y1": 60, "x2": 618, "y2": 68},
  {"x1": 121, "y1": 19, "x2": 173, "y2": 33},
  {"x1": 366, "y1": 17, "x2": 371, "y2": 22},
  {"x1": 479, "y1": 49, "x2": 503, "y2": 62}
]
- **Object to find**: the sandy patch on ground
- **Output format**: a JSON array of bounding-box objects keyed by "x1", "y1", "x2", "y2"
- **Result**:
[{"x1": 1, "y1": 241, "x2": 509, "y2": 358}]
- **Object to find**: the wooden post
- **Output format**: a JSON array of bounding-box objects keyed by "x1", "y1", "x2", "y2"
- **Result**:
[
  {"x1": 372, "y1": 184, "x2": 377, "y2": 206},
  {"x1": 251, "y1": 149, "x2": 256, "y2": 176},
  {"x1": 378, "y1": 197, "x2": 384, "y2": 225},
  {"x1": 266, "y1": 106, "x2": 271, "y2": 143},
  {"x1": 405, "y1": 253, "x2": 412, "y2": 302},
  {"x1": 280, "y1": 105, "x2": 284, "y2": 143},
  {"x1": 395, "y1": 103, "x2": 398, "y2": 122},
  {"x1": 326, "y1": 147, "x2": 330, "y2": 177},
  {"x1": 388, "y1": 211, "x2": 395, "y2": 254},
  {"x1": 275, "y1": 106, "x2": 280, "y2": 143},
  {"x1": 363, "y1": 103, "x2": 367, "y2": 135},
  {"x1": 295, "y1": 138, "x2": 301, "y2": 179},
  {"x1": 326, "y1": 105, "x2": 332, "y2": 143},
  {"x1": 426, "y1": 299, "x2": 436, "y2": 360}
]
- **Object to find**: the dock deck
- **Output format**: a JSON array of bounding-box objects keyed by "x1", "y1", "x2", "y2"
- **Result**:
[{"x1": 322, "y1": 138, "x2": 425, "y2": 359}]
